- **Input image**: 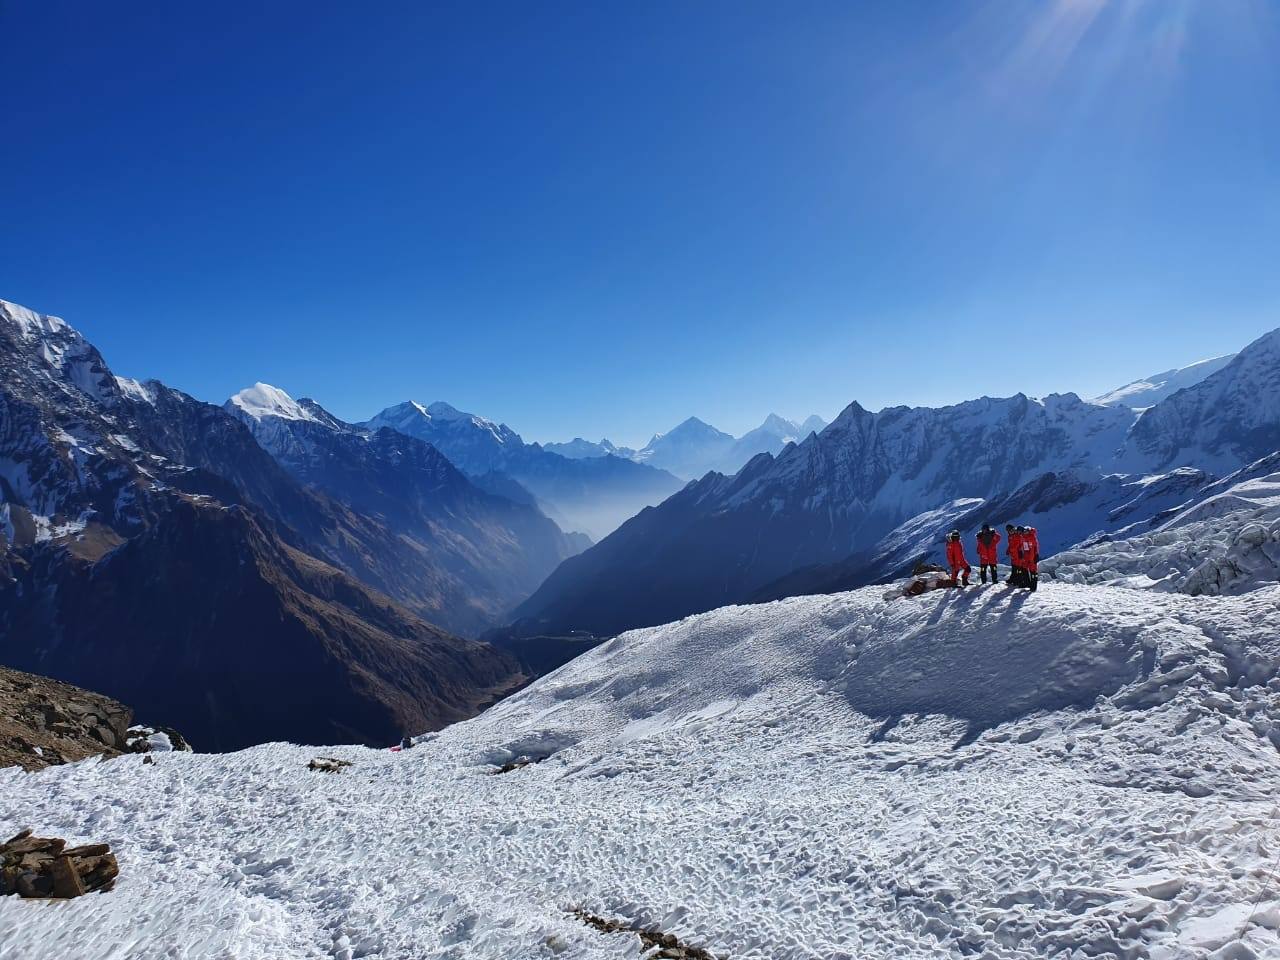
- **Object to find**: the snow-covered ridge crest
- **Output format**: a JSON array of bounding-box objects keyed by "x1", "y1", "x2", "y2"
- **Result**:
[
  {"x1": 367, "y1": 399, "x2": 516, "y2": 445},
  {"x1": 1092, "y1": 354, "x2": 1237, "y2": 408},
  {"x1": 228, "y1": 382, "x2": 321, "y2": 423},
  {"x1": 0, "y1": 298, "x2": 71, "y2": 340}
]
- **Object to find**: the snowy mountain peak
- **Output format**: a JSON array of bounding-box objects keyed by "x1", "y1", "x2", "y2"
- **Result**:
[
  {"x1": 800, "y1": 414, "x2": 827, "y2": 435},
  {"x1": 0, "y1": 298, "x2": 71, "y2": 341},
  {"x1": 227, "y1": 382, "x2": 320, "y2": 423},
  {"x1": 423, "y1": 401, "x2": 471, "y2": 421},
  {"x1": 665, "y1": 416, "x2": 730, "y2": 440}
]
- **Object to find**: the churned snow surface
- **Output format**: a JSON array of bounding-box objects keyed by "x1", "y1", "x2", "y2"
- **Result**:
[
  {"x1": 3, "y1": 582, "x2": 1280, "y2": 959},
  {"x1": 1045, "y1": 471, "x2": 1280, "y2": 595}
]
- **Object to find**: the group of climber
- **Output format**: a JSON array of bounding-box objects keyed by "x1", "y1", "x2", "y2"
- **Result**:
[{"x1": 944, "y1": 522, "x2": 1040, "y2": 592}]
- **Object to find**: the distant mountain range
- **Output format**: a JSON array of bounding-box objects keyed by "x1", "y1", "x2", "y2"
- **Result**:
[
  {"x1": 543, "y1": 412, "x2": 828, "y2": 481},
  {"x1": 513, "y1": 330, "x2": 1280, "y2": 641},
  {"x1": 363, "y1": 402, "x2": 683, "y2": 540}
]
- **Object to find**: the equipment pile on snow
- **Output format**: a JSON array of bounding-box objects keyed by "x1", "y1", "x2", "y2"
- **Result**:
[
  {"x1": 882, "y1": 562, "x2": 959, "y2": 600},
  {"x1": 0, "y1": 830, "x2": 118, "y2": 899}
]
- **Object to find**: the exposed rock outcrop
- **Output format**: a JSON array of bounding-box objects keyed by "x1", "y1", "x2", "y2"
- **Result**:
[{"x1": 0, "y1": 667, "x2": 134, "y2": 771}]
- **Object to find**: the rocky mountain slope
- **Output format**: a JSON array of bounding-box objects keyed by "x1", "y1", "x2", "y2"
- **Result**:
[
  {"x1": 365, "y1": 402, "x2": 682, "y2": 539},
  {"x1": 515, "y1": 328, "x2": 1280, "y2": 638},
  {"x1": 227, "y1": 384, "x2": 581, "y2": 633},
  {"x1": 0, "y1": 298, "x2": 522, "y2": 749},
  {"x1": 0, "y1": 667, "x2": 134, "y2": 771}
]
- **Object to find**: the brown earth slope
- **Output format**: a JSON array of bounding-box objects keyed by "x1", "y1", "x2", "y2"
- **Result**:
[{"x1": 0, "y1": 667, "x2": 134, "y2": 771}]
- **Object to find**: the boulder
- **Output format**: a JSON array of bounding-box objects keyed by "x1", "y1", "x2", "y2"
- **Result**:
[{"x1": 0, "y1": 829, "x2": 119, "y2": 899}]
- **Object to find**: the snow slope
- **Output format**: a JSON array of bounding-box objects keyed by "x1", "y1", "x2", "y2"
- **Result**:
[
  {"x1": 4, "y1": 582, "x2": 1280, "y2": 959},
  {"x1": 1093, "y1": 355, "x2": 1236, "y2": 408},
  {"x1": 1044, "y1": 468, "x2": 1280, "y2": 596},
  {"x1": 228, "y1": 382, "x2": 322, "y2": 424}
]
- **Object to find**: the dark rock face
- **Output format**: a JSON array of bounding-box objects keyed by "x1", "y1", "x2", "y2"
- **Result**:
[
  {"x1": 0, "y1": 299, "x2": 522, "y2": 750},
  {"x1": 0, "y1": 666, "x2": 134, "y2": 771}
]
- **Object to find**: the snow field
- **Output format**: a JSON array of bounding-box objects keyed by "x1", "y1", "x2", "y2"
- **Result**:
[{"x1": 2, "y1": 582, "x2": 1279, "y2": 959}]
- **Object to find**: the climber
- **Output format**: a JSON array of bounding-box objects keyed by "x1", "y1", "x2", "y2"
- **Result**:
[
  {"x1": 975, "y1": 523, "x2": 1001, "y2": 584},
  {"x1": 945, "y1": 529, "x2": 971, "y2": 587},
  {"x1": 1005, "y1": 523, "x2": 1024, "y2": 587},
  {"x1": 1020, "y1": 525, "x2": 1040, "y2": 592}
]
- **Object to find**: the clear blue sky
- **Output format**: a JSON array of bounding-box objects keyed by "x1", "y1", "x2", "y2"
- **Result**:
[{"x1": 2, "y1": 1, "x2": 1278, "y2": 447}]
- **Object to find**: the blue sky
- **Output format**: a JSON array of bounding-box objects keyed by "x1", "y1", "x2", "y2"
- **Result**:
[{"x1": 2, "y1": 1, "x2": 1278, "y2": 447}]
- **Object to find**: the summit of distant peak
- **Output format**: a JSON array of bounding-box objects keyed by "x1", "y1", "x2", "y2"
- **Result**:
[
  {"x1": 228, "y1": 383, "x2": 320, "y2": 423},
  {"x1": 424, "y1": 401, "x2": 475, "y2": 422}
]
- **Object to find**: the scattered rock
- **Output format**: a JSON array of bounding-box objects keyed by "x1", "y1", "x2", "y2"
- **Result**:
[
  {"x1": 571, "y1": 908, "x2": 725, "y2": 959},
  {"x1": 0, "y1": 829, "x2": 119, "y2": 898},
  {"x1": 494, "y1": 756, "x2": 538, "y2": 774},
  {"x1": 308, "y1": 757, "x2": 352, "y2": 773},
  {"x1": 125, "y1": 725, "x2": 193, "y2": 754},
  {"x1": 0, "y1": 667, "x2": 133, "y2": 771}
]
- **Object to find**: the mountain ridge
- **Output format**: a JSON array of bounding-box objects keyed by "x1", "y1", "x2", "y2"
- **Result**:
[
  {"x1": 514, "y1": 331, "x2": 1280, "y2": 639},
  {"x1": 0, "y1": 298, "x2": 523, "y2": 749}
]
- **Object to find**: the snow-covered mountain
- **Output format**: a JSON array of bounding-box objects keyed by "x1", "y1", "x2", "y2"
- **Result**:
[
  {"x1": 225, "y1": 384, "x2": 583, "y2": 633},
  {"x1": 542, "y1": 437, "x2": 636, "y2": 460},
  {"x1": 6, "y1": 571, "x2": 1278, "y2": 958},
  {"x1": 1129, "y1": 329, "x2": 1280, "y2": 473},
  {"x1": 364, "y1": 402, "x2": 683, "y2": 540},
  {"x1": 516, "y1": 326, "x2": 1280, "y2": 639},
  {"x1": 606, "y1": 413, "x2": 828, "y2": 481},
  {"x1": 366, "y1": 401, "x2": 524, "y2": 474},
  {"x1": 629, "y1": 417, "x2": 736, "y2": 479},
  {"x1": 1092, "y1": 354, "x2": 1235, "y2": 408},
  {"x1": 1044, "y1": 456, "x2": 1280, "y2": 595},
  {"x1": 712, "y1": 412, "x2": 826, "y2": 476},
  {"x1": 514, "y1": 392, "x2": 1144, "y2": 636},
  {"x1": 0, "y1": 299, "x2": 521, "y2": 749},
  {"x1": 543, "y1": 415, "x2": 828, "y2": 481}
]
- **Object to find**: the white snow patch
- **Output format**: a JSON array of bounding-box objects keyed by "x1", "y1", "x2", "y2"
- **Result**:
[
  {"x1": 228, "y1": 382, "x2": 320, "y2": 423},
  {"x1": 113, "y1": 376, "x2": 155, "y2": 405}
]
